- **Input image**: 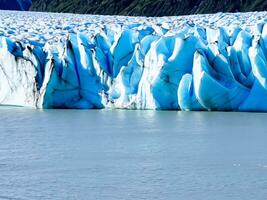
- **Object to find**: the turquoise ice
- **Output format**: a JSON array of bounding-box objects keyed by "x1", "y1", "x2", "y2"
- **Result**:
[{"x1": 1, "y1": 11, "x2": 267, "y2": 111}]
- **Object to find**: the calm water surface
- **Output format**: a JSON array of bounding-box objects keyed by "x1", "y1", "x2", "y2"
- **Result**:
[{"x1": 0, "y1": 108, "x2": 266, "y2": 200}]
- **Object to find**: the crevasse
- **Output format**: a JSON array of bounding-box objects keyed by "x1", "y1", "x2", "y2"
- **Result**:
[{"x1": 1, "y1": 11, "x2": 267, "y2": 111}]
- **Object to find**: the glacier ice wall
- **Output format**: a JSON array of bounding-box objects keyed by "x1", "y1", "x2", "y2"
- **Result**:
[{"x1": 2, "y1": 11, "x2": 267, "y2": 111}]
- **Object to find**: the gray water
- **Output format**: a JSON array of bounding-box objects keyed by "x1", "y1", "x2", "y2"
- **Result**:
[{"x1": 0, "y1": 108, "x2": 267, "y2": 200}]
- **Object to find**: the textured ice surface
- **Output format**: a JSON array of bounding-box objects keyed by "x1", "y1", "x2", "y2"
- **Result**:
[{"x1": 1, "y1": 11, "x2": 267, "y2": 111}]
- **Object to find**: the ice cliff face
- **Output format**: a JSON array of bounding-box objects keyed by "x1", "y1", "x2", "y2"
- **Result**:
[
  {"x1": 0, "y1": 0, "x2": 32, "y2": 11},
  {"x1": 1, "y1": 11, "x2": 267, "y2": 111}
]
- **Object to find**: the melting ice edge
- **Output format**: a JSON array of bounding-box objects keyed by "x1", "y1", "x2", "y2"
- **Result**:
[{"x1": 1, "y1": 11, "x2": 267, "y2": 111}]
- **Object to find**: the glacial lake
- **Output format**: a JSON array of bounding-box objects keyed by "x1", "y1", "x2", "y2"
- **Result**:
[{"x1": 0, "y1": 107, "x2": 267, "y2": 200}]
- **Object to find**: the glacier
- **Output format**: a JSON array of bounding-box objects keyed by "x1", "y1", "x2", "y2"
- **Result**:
[{"x1": 1, "y1": 11, "x2": 267, "y2": 111}]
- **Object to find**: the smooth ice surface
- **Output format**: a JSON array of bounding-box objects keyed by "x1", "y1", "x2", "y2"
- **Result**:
[
  {"x1": 0, "y1": 108, "x2": 267, "y2": 200},
  {"x1": 2, "y1": 11, "x2": 267, "y2": 110}
]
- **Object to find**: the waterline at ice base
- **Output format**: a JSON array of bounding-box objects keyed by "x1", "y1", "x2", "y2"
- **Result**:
[{"x1": 2, "y1": 11, "x2": 267, "y2": 111}]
